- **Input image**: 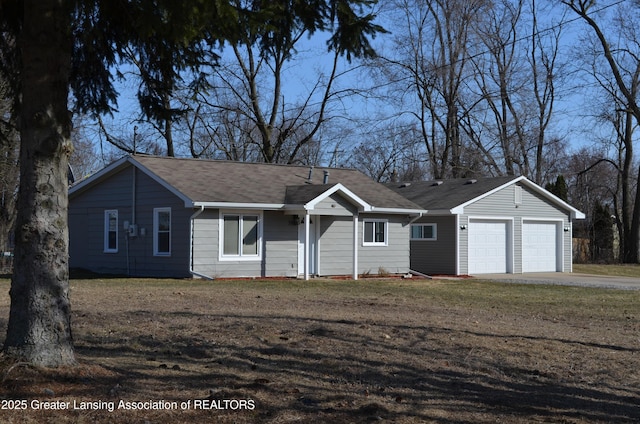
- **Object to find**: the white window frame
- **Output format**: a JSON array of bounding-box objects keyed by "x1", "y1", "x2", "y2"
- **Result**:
[
  {"x1": 363, "y1": 219, "x2": 388, "y2": 246},
  {"x1": 153, "y1": 207, "x2": 171, "y2": 256},
  {"x1": 103, "y1": 209, "x2": 118, "y2": 253},
  {"x1": 219, "y1": 211, "x2": 263, "y2": 261},
  {"x1": 411, "y1": 223, "x2": 437, "y2": 241}
]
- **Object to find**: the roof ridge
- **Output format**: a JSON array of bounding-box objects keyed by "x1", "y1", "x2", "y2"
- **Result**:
[{"x1": 132, "y1": 154, "x2": 357, "y2": 172}]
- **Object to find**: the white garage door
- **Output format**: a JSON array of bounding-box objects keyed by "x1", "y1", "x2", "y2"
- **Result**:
[
  {"x1": 522, "y1": 221, "x2": 559, "y2": 272},
  {"x1": 468, "y1": 220, "x2": 508, "y2": 274}
]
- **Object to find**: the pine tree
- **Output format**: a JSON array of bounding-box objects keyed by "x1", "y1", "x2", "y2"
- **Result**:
[{"x1": 0, "y1": 0, "x2": 385, "y2": 367}]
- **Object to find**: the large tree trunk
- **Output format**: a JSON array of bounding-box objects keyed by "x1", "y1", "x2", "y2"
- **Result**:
[{"x1": 3, "y1": 0, "x2": 75, "y2": 367}]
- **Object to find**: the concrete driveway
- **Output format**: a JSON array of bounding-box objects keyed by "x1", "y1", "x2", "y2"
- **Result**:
[{"x1": 473, "y1": 272, "x2": 640, "y2": 290}]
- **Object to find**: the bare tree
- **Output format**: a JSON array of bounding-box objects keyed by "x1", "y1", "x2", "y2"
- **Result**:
[
  {"x1": 528, "y1": 0, "x2": 565, "y2": 184},
  {"x1": 471, "y1": 0, "x2": 529, "y2": 176},
  {"x1": 564, "y1": 0, "x2": 640, "y2": 262},
  {"x1": 208, "y1": 41, "x2": 352, "y2": 163},
  {"x1": 346, "y1": 123, "x2": 429, "y2": 182},
  {"x1": 376, "y1": 0, "x2": 486, "y2": 179}
]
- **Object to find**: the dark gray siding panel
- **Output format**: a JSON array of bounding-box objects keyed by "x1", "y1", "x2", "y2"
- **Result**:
[
  {"x1": 409, "y1": 215, "x2": 457, "y2": 275},
  {"x1": 129, "y1": 170, "x2": 191, "y2": 277},
  {"x1": 69, "y1": 166, "x2": 191, "y2": 278}
]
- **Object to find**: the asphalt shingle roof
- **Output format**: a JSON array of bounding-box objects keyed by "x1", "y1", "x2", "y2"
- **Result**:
[
  {"x1": 131, "y1": 155, "x2": 422, "y2": 210},
  {"x1": 385, "y1": 176, "x2": 518, "y2": 210}
]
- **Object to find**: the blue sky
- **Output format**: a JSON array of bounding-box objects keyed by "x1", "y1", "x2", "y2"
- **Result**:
[{"x1": 92, "y1": 1, "x2": 628, "y2": 168}]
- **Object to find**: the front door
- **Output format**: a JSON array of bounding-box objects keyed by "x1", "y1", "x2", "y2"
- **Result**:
[{"x1": 298, "y1": 216, "x2": 318, "y2": 276}]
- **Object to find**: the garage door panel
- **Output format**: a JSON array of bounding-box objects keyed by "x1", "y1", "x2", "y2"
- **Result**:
[
  {"x1": 469, "y1": 220, "x2": 508, "y2": 274},
  {"x1": 523, "y1": 221, "x2": 558, "y2": 272}
]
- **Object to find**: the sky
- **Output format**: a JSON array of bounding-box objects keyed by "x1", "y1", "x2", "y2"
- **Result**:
[{"x1": 90, "y1": 1, "x2": 631, "y2": 170}]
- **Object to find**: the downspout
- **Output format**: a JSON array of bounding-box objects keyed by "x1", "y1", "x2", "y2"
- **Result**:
[
  {"x1": 405, "y1": 212, "x2": 423, "y2": 277},
  {"x1": 127, "y1": 165, "x2": 137, "y2": 276},
  {"x1": 190, "y1": 205, "x2": 215, "y2": 280},
  {"x1": 407, "y1": 212, "x2": 423, "y2": 226},
  {"x1": 132, "y1": 165, "x2": 136, "y2": 228}
]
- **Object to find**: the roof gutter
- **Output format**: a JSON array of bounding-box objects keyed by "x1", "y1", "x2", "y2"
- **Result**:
[
  {"x1": 370, "y1": 206, "x2": 428, "y2": 215},
  {"x1": 192, "y1": 201, "x2": 285, "y2": 210},
  {"x1": 189, "y1": 205, "x2": 215, "y2": 280}
]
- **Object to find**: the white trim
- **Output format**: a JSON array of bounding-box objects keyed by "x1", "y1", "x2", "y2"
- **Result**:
[
  {"x1": 353, "y1": 214, "x2": 359, "y2": 280},
  {"x1": 450, "y1": 176, "x2": 585, "y2": 220},
  {"x1": 305, "y1": 183, "x2": 370, "y2": 211},
  {"x1": 304, "y1": 211, "x2": 310, "y2": 280},
  {"x1": 362, "y1": 218, "x2": 389, "y2": 247},
  {"x1": 315, "y1": 216, "x2": 321, "y2": 276},
  {"x1": 103, "y1": 209, "x2": 118, "y2": 253},
  {"x1": 455, "y1": 215, "x2": 461, "y2": 275},
  {"x1": 218, "y1": 211, "x2": 263, "y2": 261},
  {"x1": 195, "y1": 202, "x2": 285, "y2": 210},
  {"x1": 370, "y1": 206, "x2": 427, "y2": 214},
  {"x1": 69, "y1": 156, "x2": 129, "y2": 196},
  {"x1": 153, "y1": 207, "x2": 172, "y2": 256}
]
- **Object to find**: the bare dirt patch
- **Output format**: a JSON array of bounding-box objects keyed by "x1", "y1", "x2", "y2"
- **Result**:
[{"x1": 1, "y1": 277, "x2": 639, "y2": 423}]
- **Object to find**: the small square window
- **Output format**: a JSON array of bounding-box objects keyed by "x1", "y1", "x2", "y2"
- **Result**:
[
  {"x1": 363, "y1": 220, "x2": 387, "y2": 246},
  {"x1": 411, "y1": 224, "x2": 437, "y2": 240}
]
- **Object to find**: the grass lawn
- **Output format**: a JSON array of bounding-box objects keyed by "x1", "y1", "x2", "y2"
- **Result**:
[
  {"x1": 0, "y1": 276, "x2": 639, "y2": 423},
  {"x1": 574, "y1": 263, "x2": 640, "y2": 278}
]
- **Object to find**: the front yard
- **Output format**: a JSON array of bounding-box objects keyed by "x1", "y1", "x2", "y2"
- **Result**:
[{"x1": 0, "y1": 276, "x2": 639, "y2": 423}]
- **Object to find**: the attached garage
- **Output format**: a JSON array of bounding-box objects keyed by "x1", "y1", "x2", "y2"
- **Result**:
[
  {"x1": 522, "y1": 220, "x2": 561, "y2": 272},
  {"x1": 468, "y1": 219, "x2": 511, "y2": 274},
  {"x1": 386, "y1": 176, "x2": 585, "y2": 276}
]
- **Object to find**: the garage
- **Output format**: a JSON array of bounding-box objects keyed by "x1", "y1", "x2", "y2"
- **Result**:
[
  {"x1": 387, "y1": 176, "x2": 585, "y2": 276},
  {"x1": 522, "y1": 221, "x2": 560, "y2": 272},
  {"x1": 468, "y1": 219, "x2": 511, "y2": 274}
]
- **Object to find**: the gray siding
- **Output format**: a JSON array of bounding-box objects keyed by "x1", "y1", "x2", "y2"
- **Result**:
[
  {"x1": 410, "y1": 216, "x2": 457, "y2": 275},
  {"x1": 313, "y1": 194, "x2": 357, "y2": 216},
  {"x1": 460, "y1": 183, "x2": 571, "y2": 274},
  {"x1": 318, "y1": 216, "x2": 353, "y2": 275},
  {"x1": 70, "y1": 162, "x2": 416, "y2": 279},
  {"x1": 192, "y1": 210, "x2": 298, "y2": 278},
  {"x1": 263, "y1": 212, "x2": 299, "y2": 277},
  {"x1": 69, "y1": 166, "x2": 191, "y2": 277},
  {"x1": 358, "y1": 214, "x2": 410, "y2": 275}
]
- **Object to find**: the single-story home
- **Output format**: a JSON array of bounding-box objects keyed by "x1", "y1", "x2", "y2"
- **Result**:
[
  {"x1": 68, "y1": 155, "x2": 425, "y2": 279},
  {"x1": 385, "y1": 176, "x2": 585, "y2": 275}
]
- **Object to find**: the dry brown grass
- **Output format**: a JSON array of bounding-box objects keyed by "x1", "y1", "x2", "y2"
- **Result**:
[{"x1": 1, "y1": 276, "x2": 639, "y2": 423}]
